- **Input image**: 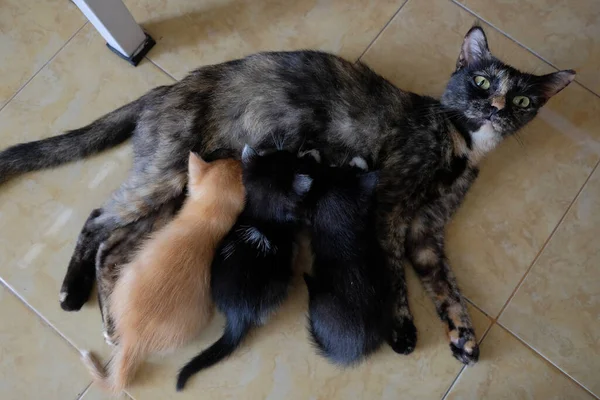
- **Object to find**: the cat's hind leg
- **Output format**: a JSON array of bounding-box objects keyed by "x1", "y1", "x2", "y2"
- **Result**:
[
  {"x1": 59, "y1": 159, "x2": 187, "y2": 311},
  {"x1": 379, "y1": 214, "x2": 418, "y2": 355},
  {"x1": 60, "y1": 208, "x2": 107, "y2": 311}
]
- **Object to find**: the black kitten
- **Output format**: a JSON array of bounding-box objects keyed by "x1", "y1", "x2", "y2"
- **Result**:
[
  {"x1": 176, "y1": 146, "x2": 312, "y2": 391},
  {"x1": 303, "y1": 156, "x2": 389, "y2": 365}
]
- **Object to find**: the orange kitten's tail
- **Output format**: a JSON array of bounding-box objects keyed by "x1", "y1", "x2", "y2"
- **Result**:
[
  {"x1": 81, "y1": 342, "x2": 145, "y2": 394},
  {"x1": 81, "y1": 350, "x2": 110, "y2": 390}
]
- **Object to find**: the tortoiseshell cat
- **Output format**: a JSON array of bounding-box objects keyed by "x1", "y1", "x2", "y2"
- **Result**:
[{"x1": 0, "y1": 26, "x2": 575, "y2": 364}]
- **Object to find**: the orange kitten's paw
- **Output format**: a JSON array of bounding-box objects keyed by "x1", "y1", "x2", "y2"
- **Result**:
[{"x1": 449, "y1": 327, "x2": 479, "y2": 365}]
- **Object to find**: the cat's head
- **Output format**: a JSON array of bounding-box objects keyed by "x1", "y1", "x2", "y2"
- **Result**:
[
  {"x1": 303, "y1": 154, "x2": 379, "y2": 225},
  {"x1": 187, "y1": 152, "x2": 245, "y2": 209},
  {"x1": 241, "y1": 145, "x2": 313, "y2": 223},
  {"x1": 441, "y1": 25, "x2": 575, "y2": 138}
]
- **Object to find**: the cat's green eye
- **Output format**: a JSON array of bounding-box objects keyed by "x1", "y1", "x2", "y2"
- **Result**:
[
  {"x1": 513, "y1": 95, "x2": 530, "y2": 108},
  {"x1": 474, "y1": 76, "x2": 490, "y2": 90}
]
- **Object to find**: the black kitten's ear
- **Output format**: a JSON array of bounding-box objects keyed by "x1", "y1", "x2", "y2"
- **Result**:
[
  {"x1": 539, "y1": 70, "x2": 576, "y2": 100},
  {"x1": 359, "y1": 171, "x2": 379, "y2": 194},
  {"x1": 457, "y1": 25, "x2": 491, "y2": 70},
  {"x1": 241, "y1": 144, "x2": 258, "y2": 164},
  {"x1": 293, "y1": 174, "x2": 313, "y2": 196},
  {"x1": 299, "y1": 149, "x2": 321, "y2": 163},
  {"x1": 349, "y1": 156, "x2": 368, "y2": 171}
]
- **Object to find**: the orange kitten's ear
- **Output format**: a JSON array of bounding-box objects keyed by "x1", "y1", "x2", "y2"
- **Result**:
[{"x1": 188, "y1": 152, "x2": 209, "y2": 179}]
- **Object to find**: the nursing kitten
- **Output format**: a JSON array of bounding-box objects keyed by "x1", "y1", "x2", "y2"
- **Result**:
[
  {"x1": 176, "y1": 146, "x2": 312, "y2": 391},
  {"x1": 82, "y1": 153, "x2": 245, "y2": 393},
  {"x1": 303, "y1": 156, "x2": 389, "y2": 365},
  {"x1": 94, "y1": 196, "x2": 184, "y2": 345}
]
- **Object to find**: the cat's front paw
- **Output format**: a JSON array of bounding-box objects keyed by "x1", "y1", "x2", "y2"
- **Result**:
[
  {"x1": 449, "y1": 327, "x2": 479, "y2": 365},
  {"x1": 387, "y1": 316, "x2": 418, "y2": 355}
]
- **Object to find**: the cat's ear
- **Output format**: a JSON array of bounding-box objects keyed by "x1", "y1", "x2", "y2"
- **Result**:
[
  {"x1": 241, "y1": 144, "x2": 258, "y2": 165},
  {"x1": 188, "y1": 152, "x2": 209, "y2": 178},
  {"x1": 349, "y1": 156, "x2": 368, "y2": 171},
  {"x1": 538, "y1": 70, "x2": 576, "y2": 100},
  {"x1": 299, "y1": 149, "x2": 321, "y2": 163},
  {"x1": 293, "y1": 174, "x2": 313, "y2": 196},
  {"x1": 457, "y1": 25, "x2": 491, "y2": 70},
  {"x1": 359, "y1": 171, "x2": 379, "y2": 194}
]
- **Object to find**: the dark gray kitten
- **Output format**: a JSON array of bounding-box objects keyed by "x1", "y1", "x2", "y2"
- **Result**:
[{"x1": 0, "y1": 26, "x2": 574, "y2": 364}]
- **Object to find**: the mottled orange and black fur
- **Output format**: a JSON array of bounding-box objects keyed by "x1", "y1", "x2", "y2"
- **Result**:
[
  {"x1": 82, "y1": 154, "x2": 245, "y2": 394},
  {"x1": 0, "y1": 26, "x2": 574, "y2": 364},
  {"x1": 94, "y1": 196, "x2": 184, "y2": 344}
]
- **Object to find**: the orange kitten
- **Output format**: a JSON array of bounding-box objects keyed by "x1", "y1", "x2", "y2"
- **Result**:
[{"x1": 82, "y1": 153, "x2": 244, "y2": 394}]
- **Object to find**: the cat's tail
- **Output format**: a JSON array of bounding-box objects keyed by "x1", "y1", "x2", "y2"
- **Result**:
[
  {"x1": 0, "y1": 85, "x2": 167, "y2": 184},
  {"x1": 176, "y1": 318, "x2": 251, "y2": 391},
  {"x1": 81, "y1": 350, "x2": 109, "y2": 390},
  {"x1": 81, "y1": 340, "x2": 146, "y2": 394}
]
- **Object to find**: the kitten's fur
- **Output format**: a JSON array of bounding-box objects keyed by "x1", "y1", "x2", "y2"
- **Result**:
[
  {"x1": 303, "y1": 156, "x2": 389, "y2": 365},
  {"x1": 82, "y1": 154, "x2": 245, "y2": 394},
  {"x1": 0, "y1": 26, "x2": 575, "y2": 364},
  {"x1": 95, "y1": 196, "x2": 184, "y2": 345},
  {"x1": 176, "y1": 147, "x2": 312, "y2": 391}
]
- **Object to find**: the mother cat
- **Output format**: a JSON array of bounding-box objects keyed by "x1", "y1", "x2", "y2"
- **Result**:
[{"x1": 0, "y1": 26, "x2": 574, "y2": 364}]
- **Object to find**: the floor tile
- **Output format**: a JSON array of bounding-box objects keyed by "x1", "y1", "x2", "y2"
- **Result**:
[
  {"x1": 105, "y1": 238, "x2": 491, "y2": 400},
  {"x1": 0, "y1": 0, "x2": 85, "y2": 108},
  {"x1": 457, "y1": 0, "x2": 600, "y2": 96},
  {"x1": 80, "y1": 384, "x2": 131, "y2": 400},
  {"x1": 500, "y1": 166, "x2": 600, "y2": 397},
  {"x1": 0, "y1": 24, "x2": 174, "y2": 360},
  {"x1": 445, "y1": 325, "x2": 593, "y2": 400},
  {"x1": 0, "y1": 285, "x2": 91, "y2": 399},
  {"x1": 362, "y1": 0, "x2": 600, "y2": 316},
  {"x1": 123, "y1": 0, "x2": 406, "y2": 79}
]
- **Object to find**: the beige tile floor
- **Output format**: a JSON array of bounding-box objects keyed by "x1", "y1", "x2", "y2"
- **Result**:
[{"x1": 0, "y1": 0, "x2": 598, "y2": 399}]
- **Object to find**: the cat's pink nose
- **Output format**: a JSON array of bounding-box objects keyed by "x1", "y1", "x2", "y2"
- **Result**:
[{"x1": 491, "y1": 96, "x2": 505, "y2": 110}]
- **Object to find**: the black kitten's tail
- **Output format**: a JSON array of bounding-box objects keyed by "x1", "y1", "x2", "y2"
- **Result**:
[
  {"x1": 176, "y1": 319, "x2": 251, "y2": 391},
  {"x1": 0, "y1": 86, "x2": 165, "y2": 184}
]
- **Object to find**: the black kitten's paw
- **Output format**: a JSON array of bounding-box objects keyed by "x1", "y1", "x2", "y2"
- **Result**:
[
  {"x1": 449, "y1": 328, "x2": 479, "y2": 365},
  {"x1": 388, "y1": 317, "x2": 418, "y2": 355}
]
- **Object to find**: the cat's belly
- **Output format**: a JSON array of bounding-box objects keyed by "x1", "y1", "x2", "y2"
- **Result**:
[{"x1": 208, "y1": 119, "x2": 382, "y2": 166}]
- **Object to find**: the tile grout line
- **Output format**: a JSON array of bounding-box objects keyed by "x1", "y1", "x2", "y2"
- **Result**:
[
  {"x1": 463, "y1": 296, "x2": 494, "y2": 322},
  {"x1": 439, "y1": 320, "x2": 496, "y2": 400},
  {"x1": 75, "y1": 382, "x2": 93, "y2": 400},
  {"x1": 494, "y1": 158, "x2": 600, "y2": 321},
  {"x1": 355, "y1": 0, "x2": 410, "y2": 63},
  {"x1": 0, "y1": 279, "x2": 120, "y2": 399},
  {"x1": 144, "y1": 56, "x2": 178, "y2": 82},
  {"x1": 0, "y1": 22, "x2": 88, "y2": 115},
  {"x1": 0, "y1": 278, "x2": 83, "y2": 357},
  {"x1": 449, "y1": 0, "x2": 600, "y2": 100},
  {"x1": 496, "y1": 322, "x2": 600, "y2": 400}
]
